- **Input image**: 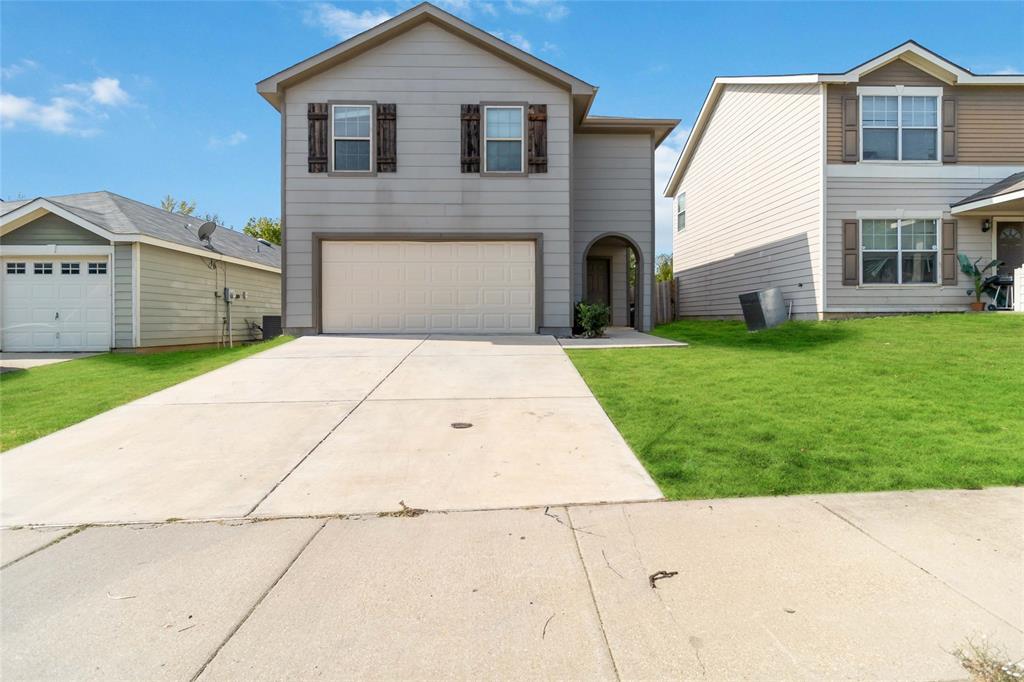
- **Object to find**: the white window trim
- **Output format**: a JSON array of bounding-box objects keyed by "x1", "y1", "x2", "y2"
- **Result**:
[
  {"x1": 482, "y1": 104, "x2": 526, "y2": 175},
  {"x1": 329, "y1": 103, "x2": 374, "y2": 174},
  {"x1": 857, "y1": 86, "x2": 942, "y2": 165},
  {"x1": 676, "y1": 193, "x2": 686, "y2": 232},
  {"x1": 858, "y1": 215, "x2": 943, "y2": 287},
  {"x1": 60, "y1": 262, "x2": 81, "y2": 275}
]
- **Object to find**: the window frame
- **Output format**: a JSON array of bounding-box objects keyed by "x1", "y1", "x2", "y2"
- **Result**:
[
  {"x1": 858, "y1": 215, "x2": 942, "y2": 286},
  {"x1": 481, "y1": 103, "x2": 527, "y2": 177},
  {"x1": 61, "y1": 262, "x2": 81, "y2": 275},
  {"x1": 676, "y1": 193, "x2": 686, "y2": 232},
  {"x1": 857, "y1": 86, "x2": 942, "y2": 164},
  {"x1": 328, "y1": 101, "x2": 376, "y2": 176},
  {"x1": 34, "y1": 262, "x2": 53, "y2": 275},
  {"x1": 87, "y1": 261, "x2": 108, "y2": 275},
  {"x1": 5, "y1": 262, "x2": 26, "y2": 275}
]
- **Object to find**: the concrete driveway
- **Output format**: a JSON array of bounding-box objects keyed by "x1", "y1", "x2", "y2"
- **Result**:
[{"x1": 1, "y1": 335, "x2": 661, "y2": 526}]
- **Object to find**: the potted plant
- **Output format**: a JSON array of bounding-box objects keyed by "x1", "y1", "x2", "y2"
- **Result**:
[{"x1": 957, "y1": 254, "x2": 1003, "y2": 311}]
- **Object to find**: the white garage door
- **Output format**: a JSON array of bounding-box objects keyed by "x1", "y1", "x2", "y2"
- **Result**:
[
  {"x1": 1, "y1": 257, "x2": 112, "y2": 351},
  {"x1": 321, "y1": 241, "x2": 535, "y2": 334}
]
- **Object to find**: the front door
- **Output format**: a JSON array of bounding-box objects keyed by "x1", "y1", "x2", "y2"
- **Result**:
[
  {"x1": 996, "y1": 221, "x2": 1023, "y2": 276},
  {"x1": 586, "y1": 257, "x2": 610, "y2": 306}
]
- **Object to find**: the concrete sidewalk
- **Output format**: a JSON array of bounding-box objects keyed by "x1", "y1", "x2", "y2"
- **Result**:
[{"x1": 2, "y1": 487, "x2": 1020, "y2": 681}]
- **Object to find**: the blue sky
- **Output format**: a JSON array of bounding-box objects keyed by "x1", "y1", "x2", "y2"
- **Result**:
[{"x1": 2, "y1": 1, "x2": 1022, "y2": 254}]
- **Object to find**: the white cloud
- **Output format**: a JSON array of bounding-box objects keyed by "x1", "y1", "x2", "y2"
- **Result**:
[
  {"x1": 208, "y1": 130, "x2": 248, "y2": 149},
  {"x1": 505, "y1": 0, "x2": 567, "y2": 21},
  {"x1": 305, "y1": 3, "x2": 392, "y2": 40},
  {"x1": 654, "y1": 127, "x2": 690, "y2": 255},
  {"x1": 490, "y1": 30, "x2": 532, "y2": 52},
  {"x1": 992, "y1": 66, "x2": 1022, "y2": 75},
  {"x1": 1, "y1": 58, "x2": 39, "y2": 80},
  {"x1": 1, "y1": 76, "x2": 132, "y2": 136},
  {"x1": 540, "y1": 41, "x2": 559, "y2": 54},
  {"x1": 0, "y1": 92, "x2": 92, "y2": 136}
]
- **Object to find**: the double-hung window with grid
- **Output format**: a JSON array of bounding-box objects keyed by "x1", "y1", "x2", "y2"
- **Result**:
[
  {"x1": 861, "y1": 218, "x2": 939, "y2": 284},
  {"x1": 861, "y1": 90, "x2": 939, "y2": 161}
]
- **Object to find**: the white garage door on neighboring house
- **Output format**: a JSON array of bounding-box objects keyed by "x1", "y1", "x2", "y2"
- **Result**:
[
  {"x1": 321, "y1": 240, "x2": 536, "y2": 334},
  {"x1": 1, "y1": 257, "x2": 112, "y2": 351}
]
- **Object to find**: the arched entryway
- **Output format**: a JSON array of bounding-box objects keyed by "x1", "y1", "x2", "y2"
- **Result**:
[{"x1": 581, "y1": 233, "x2": 644, "y2": 331}]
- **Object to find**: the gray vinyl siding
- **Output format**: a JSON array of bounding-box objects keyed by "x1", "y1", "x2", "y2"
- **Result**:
[
  {"x1": 572, "y1": 133, "x2": 653, "y2": 330},
  {"x1": 112, "y1": 243, "x2": 134, "y2": 348},
  {"x1": 0, "y1": 214, "x2": 108, "y2": 246},
  {"x1": 138, "y1": 244, "x2": 281, "y2": 347},
  {"x1": 282, "y1": 21, "x2": 572, "y2": 332},
  {"x1": 825, "y1": 172, "x2": 1021, "y2": 311},
  {"x1": 673, "y1": 83, "x2": 823, "y2": 319}
]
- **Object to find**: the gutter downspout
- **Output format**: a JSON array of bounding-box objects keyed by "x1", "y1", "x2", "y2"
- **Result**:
[{"x1": 819, "y1": 82, "x2": 828, "y2": 318}]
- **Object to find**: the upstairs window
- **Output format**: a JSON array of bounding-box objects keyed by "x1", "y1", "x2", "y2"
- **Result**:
[
  {"x1": 861, "y1": 90, "x2": 939, "y2": 162},
  {"x1": 483, "y1": 105, "x2": 524, "y2": 173},
  {"x1": 331, "y1": 104, "x2": 372, "y2": 172},
  {"x1": 861, "y1": 218, "x2": 938, "y2": 284},
  {"x1": 676, "y1": 193, "x2": 686, "y2": 232}
]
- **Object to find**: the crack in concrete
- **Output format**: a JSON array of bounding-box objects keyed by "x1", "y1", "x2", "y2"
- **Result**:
[
  {"x1": 814, "y1": 500, "x2": 1021, "y2": 634},
  {"x1": 189, "y1": 520, "x2": 328, "y2": 681},
  {"x1": 0, "y1": 525, "x2": 88, "y2": 570}
]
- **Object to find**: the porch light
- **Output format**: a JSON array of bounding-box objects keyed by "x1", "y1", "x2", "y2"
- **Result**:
[{"x1": 982, "y1": 220, "x2": 992, "y2": 232}]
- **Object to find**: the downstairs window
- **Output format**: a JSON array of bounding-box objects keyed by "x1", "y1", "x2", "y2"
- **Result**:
[{"x1": 861, "y1": 218, "x2": 938, "y2": 284}]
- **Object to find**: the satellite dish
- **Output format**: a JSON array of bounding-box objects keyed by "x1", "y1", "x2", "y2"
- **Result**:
[{"x1": 197, "y1": 221, "x2": 217, "y2": 243}]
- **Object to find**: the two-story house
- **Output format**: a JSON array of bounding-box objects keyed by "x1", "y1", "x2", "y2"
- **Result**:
[
  {"x1": 257, "y1": 2, "x2": 677, "y2": 335},
  {"x1": 663, "y1": 41, "x2": 1024, "y2": 319}
]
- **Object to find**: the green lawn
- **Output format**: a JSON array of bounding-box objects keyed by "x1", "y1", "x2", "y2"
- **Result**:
[
  {"x1": 0, "y1": 337, "x2": 292, "y2": 451},
  {"x1": 567, "y1": 315, "x2": 1024, "y2": 500}
]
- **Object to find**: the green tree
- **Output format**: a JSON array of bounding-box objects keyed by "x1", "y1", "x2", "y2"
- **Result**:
[
  {"x1": 655, "y1": 254, "x2": 674, "y2": 282},
  {"x1": 160, "y1": 195, "x2": 196, "y2": 216},
  {"x1": 242, "y1": 216, "x2": 281, "y2": 245}
]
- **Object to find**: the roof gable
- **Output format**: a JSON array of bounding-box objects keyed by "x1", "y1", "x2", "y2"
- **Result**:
[{"x1": 257, "y1": 2, "x2": 596, "y2": 112}]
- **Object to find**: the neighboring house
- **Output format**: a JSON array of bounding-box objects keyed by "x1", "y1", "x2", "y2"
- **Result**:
[
  {"x1": 0, "y1": 192, "x2": 281, "y2": 351},
  {"x1": 257, "y1": 2, "x2": 677, "y2": 335},
  {"x1": 663, "y1": 41, "x2": 1024, "y2": 319}
]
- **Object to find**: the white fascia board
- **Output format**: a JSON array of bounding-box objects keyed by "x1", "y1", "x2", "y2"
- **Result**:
[
  {"x1": 1, "y1": 199, "x2": 121, "y2": 241},
  {"x1": 857, "y1": 85, "x2": 943, "y2": 96},
  {"x1": 827, "y1": 163, "x2": 1024, "y2": 179},
  {"x1": 1, "y1": 199, "x2": 281, "y2": 274},
  {"x1": 0, "y1": 245, "x2": 113, "y2": 256},
  {"x1": 951, "y1": 189, "x2": 1024, "y2": 215},
  {"x1": 715, "y1": 75, "x2": 822, "y2": 85}
]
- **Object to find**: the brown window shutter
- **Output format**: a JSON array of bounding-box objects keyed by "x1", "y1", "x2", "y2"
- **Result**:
[
  {"x1": 842, "y1": 220, "x2": 859, "y2": 285},
  {"x1": 842, "y1": 96, "x2": 859, "y2": 163},
  {"x1": 307, "y1": 103, "x2": 329, "y2": 173},
  {"x1": 527, "y1": 104, "x2": 548, "y2": 173},
  {"x1": 942, "y1": 97, "x2": 957, "y2": 163},
  {"x1": 460, "y1": 104, "x2": 480, "y2": 173},
  {"x1": 376, "y1": 103, "x2": 397, "y2": 173},
  {"x1": 941, "y1": 219, "x2": 958, "y2": 285}
]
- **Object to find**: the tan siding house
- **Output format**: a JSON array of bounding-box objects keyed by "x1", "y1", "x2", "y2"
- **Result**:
[
  {"x1": 665, "y1": 41, "x2": 1024, "y2": 319},
  {"x1": 258, "y1": 3, "x2": 676, "y2": 335},
  {"x1": 1, "y1": 192, "x2": 281, "y2": 352}
]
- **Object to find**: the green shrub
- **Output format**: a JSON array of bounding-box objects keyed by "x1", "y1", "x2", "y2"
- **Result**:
[{"x1": 575, "y1": 301, "x2": 610, "y2": 338}]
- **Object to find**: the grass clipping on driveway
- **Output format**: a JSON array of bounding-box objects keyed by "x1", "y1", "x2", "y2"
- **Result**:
[
  {"x1": 0, "y1": 337, "x2": 292, "y2": 451},
  {"x1": 567, "y1": 315, "x2": 1024, "y2": 500}
]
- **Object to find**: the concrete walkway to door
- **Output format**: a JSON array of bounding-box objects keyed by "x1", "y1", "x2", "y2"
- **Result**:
[{"x1": 0, "y1": 335, "x2": 661, "y2": 526}]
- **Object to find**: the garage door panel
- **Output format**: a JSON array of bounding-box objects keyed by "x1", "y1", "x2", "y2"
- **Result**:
[
  {"x1": 321, "y1": 241, "x2": 535, "y2": 334},
  {"x1": 3, "y1": 257, "x2": 110, "y2": 351}
]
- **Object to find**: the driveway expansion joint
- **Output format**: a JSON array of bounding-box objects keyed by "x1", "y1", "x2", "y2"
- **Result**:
[
  {"x1": 0, "y1": 525, "x2": 88, "y2": 570},
  {"x1": 243, "y1": 336, "x2": 430, "y2": 517}
]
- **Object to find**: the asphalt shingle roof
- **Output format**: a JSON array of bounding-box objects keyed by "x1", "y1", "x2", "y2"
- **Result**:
[
  {"x1": 1, "y1": 191, "x2": 280, "y2": 269},
  {"x1": 951, "y1": 171, "x2": 1024, "y2": 208}
]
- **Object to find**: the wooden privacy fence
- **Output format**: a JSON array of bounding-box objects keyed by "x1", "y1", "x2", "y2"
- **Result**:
[{"x1": 653, "y1": 279, "x2": 677, "y2": 325}]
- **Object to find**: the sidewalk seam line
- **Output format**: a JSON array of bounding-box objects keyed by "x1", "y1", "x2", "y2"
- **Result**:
[
  {"x1": 566, "y1": 506, "x2": 622, "y2": 681},
  {"x1": 189, "y1": 520, "x2": 329, "y2": 681},
  {"x1": 814, "y1": 500, "x2": 1021, "y2": 633},
  {"x1": 242, "y1": 335, "x2": 430, "y2": 517},
  {"x1": 0, "y1": 525, "x2": 87, "y2": 570}
]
